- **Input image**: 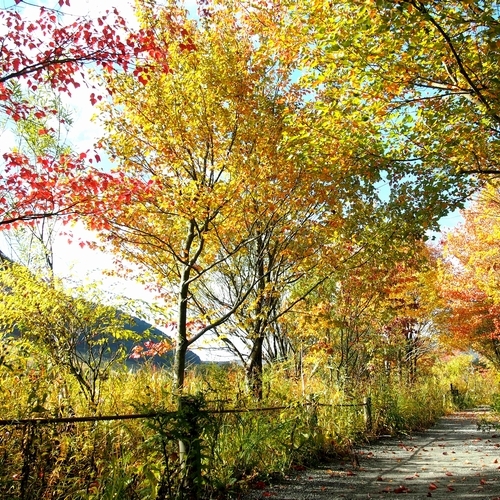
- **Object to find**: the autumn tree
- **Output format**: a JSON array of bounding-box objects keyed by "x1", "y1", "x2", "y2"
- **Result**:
[
  {"x1": 198, "y1": 175, "x2": 349, "y2": 398},
  {"x1": 89, "y1": 0, "x2": 310, "y2": 391},
  {"x1": 291, "y1": 269, "x2": 381, "y2": 392},
  {"x1": 0, "y1": 0, "x2": 149, "y2": 228},
  {"x1": 439, "y1": 184, "x2": 500, "y2": 368},
  {"x1": 378, "y1": 246, "x2": 443, "y2": 384},
  {"x1": 0, "y1": 263, "x2": 137, "y2": 409},
  {"x1": 256, "y1": 0, "x2": 499, "y2": 225},
  {"x1": 1, "y1": 85, "x2": 75, "y2": 277},
  {"x1": 287, "y1": 238, "x2": 441, "y2": 392}
]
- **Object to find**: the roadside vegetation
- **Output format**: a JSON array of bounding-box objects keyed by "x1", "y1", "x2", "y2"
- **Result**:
[{"x1": 0, "y1": 340, "x2": 498, "y2": 499}]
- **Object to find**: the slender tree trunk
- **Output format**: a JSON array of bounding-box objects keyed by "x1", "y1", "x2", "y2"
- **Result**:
[
  {"x1": 174, "y1": 268, "x2": 191, "y2": 392},
  {"x1": 173, "y1": 221, "x2": 197, "y2": 392},
  {"x1": 245, "y1": 230, "x2": 268, "y2": 400},
  {"x1": 246, "y1": 335, "x2": 264, "y2": 400},
  {"x1": 173, "y1": 335, "x2": 188, "y2": 392}
]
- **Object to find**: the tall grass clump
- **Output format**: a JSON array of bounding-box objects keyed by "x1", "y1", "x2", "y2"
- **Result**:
[
  {"x1": 433, "y1": 354, "x2": 500, "y2": 409},
  {"x1": 369, "y1": 375, "x2": 446, "y2": 434}
]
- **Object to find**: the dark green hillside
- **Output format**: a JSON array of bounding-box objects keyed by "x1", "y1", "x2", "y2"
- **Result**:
[{"x1": 0, "y1": 255, "x2": 201, "y2": 368}]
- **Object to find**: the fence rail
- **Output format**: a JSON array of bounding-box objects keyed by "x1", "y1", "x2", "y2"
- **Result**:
[
  {"x1": 0, "y1": 397, "x2": 373, "y2": 500},
  {"x1": 0, "y1": 399, "x2": 372, "y2": 427},
  {"x1": 0, "y1": 412, "x2": 174, "y2": 426}
]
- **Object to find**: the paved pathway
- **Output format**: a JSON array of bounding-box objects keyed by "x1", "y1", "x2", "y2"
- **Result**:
[{"x1": 242, "y1": 408, "x2": 500, "y2": 499}]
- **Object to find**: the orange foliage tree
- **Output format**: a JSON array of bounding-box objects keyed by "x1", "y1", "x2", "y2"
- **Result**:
[
  {"x1": 289, "y1": 241, "x2": 441, "y2": 391},
  {"x1": 439, "y1": 184, "x2": 500, "y2": 368},
  {"x1": 87, "y1": 0, "x2": 318, "y2": 391},
  {"x1": 379, "y1": 247, "x2": 443, "y2": 384}
]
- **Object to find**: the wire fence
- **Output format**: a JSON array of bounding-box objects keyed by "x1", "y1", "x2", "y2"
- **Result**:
[
  {"x1": 0, "y1": 397, "x2": 372, "y2": 500},
  {"x1": 0, "y1": 398, "x2": 372, "y2": 425}
]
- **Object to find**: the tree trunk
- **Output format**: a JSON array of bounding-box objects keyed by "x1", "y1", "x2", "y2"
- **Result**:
[
  {"x1": 173, "y1": 335, "x2": 188, "y2": 392},
  {"x1": 246, "y1": 335, "x2": 264, "y2": 400},
  {"x1": 174, "y1": 271, "x2": 190, "y2": 392},
  {"x1": 173, "y1": 222, "x2": 197, "y2": 392}
]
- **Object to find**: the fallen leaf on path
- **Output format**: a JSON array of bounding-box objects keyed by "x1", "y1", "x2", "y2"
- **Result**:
[
  {"x1": 445, "y1": 471, "x2": 453, "y2": 476},
  {"x1": 393, "y1": 485, "x2": 410, "y2": 493},
  {"x1": 252, "y1": 481, "x2": 266, "y2": 490},
  {"x1": 429, "y1": 483, "x2": 438, "y2": 490},
  {"x1": 447, "y1": 486, "x2": 455, "y2": 491}
]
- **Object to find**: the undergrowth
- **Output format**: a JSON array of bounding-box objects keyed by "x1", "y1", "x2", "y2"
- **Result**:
[{"x1": 0, "y1": 354, "x2": 497, "y2": 499}]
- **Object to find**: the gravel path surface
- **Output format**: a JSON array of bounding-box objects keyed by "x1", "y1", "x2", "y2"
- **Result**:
[{"x1": 240, "y1": 408, "x2": 500, "y2": 499}]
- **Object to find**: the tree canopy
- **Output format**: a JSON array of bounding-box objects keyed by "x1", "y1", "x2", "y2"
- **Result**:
[{"x1": 2, "y1": 0, "x2": 500, "y2": 394}]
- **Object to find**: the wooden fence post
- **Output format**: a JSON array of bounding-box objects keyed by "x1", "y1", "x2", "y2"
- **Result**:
[
  {"x1": 306, "y1": 393, "x2": 319, "y2": 428},
  {"x1": 450, "y1": 383, "x2": 462, "y2": 408},
  {"x1": 363, "y1": 396, "x2": 372, "y2": 432},
  {"x1": 178, "y1": 395, "x2": 204, "y2": 499}
]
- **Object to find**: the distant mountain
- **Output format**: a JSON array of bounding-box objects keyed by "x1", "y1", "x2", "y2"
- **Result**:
[{"x1": 0, "y1": 251, "x2": 201, "y2": 367}]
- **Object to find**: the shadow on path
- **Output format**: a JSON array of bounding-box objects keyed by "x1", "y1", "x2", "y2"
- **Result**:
[{"x1": 241, "y1": 408, "x2": 500, "y2": 499}]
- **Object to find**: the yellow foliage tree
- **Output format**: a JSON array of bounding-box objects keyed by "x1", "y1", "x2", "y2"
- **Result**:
[{"x1": 91, "y1": 0, "x2": 339, "y2": 390}]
